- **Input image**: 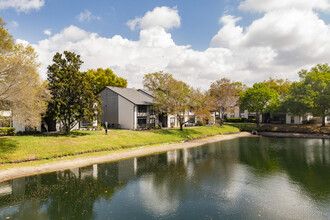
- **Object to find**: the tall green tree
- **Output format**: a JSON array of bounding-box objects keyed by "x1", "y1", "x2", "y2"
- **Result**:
[
  {"x1": 85, "y1": 68, "x2": 127, "y2": 94},
  {"x1": 284, "y1": 64, "x2": 330, "y2": 127},
  {"x1": 47, "y1": 51, "x2": 101, "y2": 133},
  {"x1": 0, "y1": 18, "x2": 49, "y2": 128},
  {"x1": 239, "y1": 83, "x2": 280, "y2": 126},
  {"x1": 143, "y1": 71, "x2": 192, "y2": 131}
]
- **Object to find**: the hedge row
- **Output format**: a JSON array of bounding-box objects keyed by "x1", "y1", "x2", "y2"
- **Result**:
[
  {"x1": 0, "y1": 127, "x2": 15, "y2": 136},
  {"x1": 225, "y1": 117, "x2": 257, "y2": 123}
]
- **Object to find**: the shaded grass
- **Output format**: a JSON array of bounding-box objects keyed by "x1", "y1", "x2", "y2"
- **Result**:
[{"x1": 0, "y1": 125, "x2": 239, "y2": 163}]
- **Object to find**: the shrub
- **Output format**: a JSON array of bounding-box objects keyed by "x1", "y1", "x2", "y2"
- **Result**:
[
  {"x1": 16, "y1": 130, "x2": 42, "y2": 136},
  {"x1": 195, "y1": 121, "x2": 204, "y2": 126},
  {"x1": 245, "y1": 118, "x2": 257, "y2": 123},
  {"x1": 226, "y1": 117, "x2": 244, "y2": 123},
  {"x1": 154, "y1": 126, "x2": 161, "y2": 130},
  {"x1": 0, "y1": 127, "x2": 15, "y2": 136}
]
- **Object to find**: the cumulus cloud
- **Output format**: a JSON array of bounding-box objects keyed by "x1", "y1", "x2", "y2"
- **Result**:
[
  {"x1": 211, "y1": 0, "x2": 330, "y2": 83},
  {"x1": 211, "y1": 15, "x2": 243, "y2": 48},
  {"x1": 32, "y1": 4, "x2": 330, "y2": 90},
  {"x1": 76, "y1": 9, "x2": 101, "y2": 22},
  {"x1": 127, "y1": 6, "x2": 180, "y2": 31},
  {"x1": 0, "y1": 0, "x2": 44, "y2": 12},
  {"x1": 239, "y1": 0, "x2": 330, "y2": 12}
]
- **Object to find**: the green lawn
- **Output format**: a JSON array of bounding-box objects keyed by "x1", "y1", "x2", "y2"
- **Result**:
[{"x1": 0, "y1": 125, "x2": 239, "y2": 163}]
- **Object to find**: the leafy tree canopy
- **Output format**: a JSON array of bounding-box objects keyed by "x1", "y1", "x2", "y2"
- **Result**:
[
  {"x1": 0, "y1": 18, "x2": 49, "y2": 128},
  {"x1": 85, "y1": 68, "x2": 127, "y2": 94},
  {"x1": 191, "y1": 89, "x2": 213, "y2": 123},
  {"x1": 284, "y1": 63, "x2": 330, "y2": 126},
  {"x1": 239, "y1": 83, "x2": 280, "y2": 125},
  {"x1": 209, "y1": 78, "x2": 246, "y2": 126},
  {"x1": 262, "y1": 78, "x2": 292, "y2": 96},
  {"x1": 47, "y1": 51, "x2": 101, "y2": 133},
  {"x1": 143, "y1": 71, "x2": 192, "y2": 131}
]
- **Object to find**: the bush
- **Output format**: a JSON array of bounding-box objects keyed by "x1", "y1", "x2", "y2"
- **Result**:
[
  {"x1": 16, "y1": 130, "x2": 42, "y2": 136},
  {"x1": 0, "y1": 127, "x2": 15, "y2": 136},
  {"x1": 154, "y1": 126, "x2": 161, "y2": 130},
  {"x1": 195, "y1": 121, "x2": 204, "y2": 126},
  {"x1": 245, "y1": 118, "x2": 257, "y2": 123},
  {"x1": 226, "y1": 117, "x2": 244, "y2": 123}
]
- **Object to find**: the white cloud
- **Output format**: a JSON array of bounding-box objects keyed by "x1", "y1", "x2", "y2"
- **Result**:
[
  {"x1": 239, "y1": 0, "x2": 330, "y2": 12},
  {"x1": 211, "y1": 15, "x2": 243, "y2": 48},
  {"x1": 32, "y1": 4, "x2": 330, "y2": 90},
  {"x1": 16, "y1": 39, "x2": 29, "y2": 46},
  {"x1": 0, "y1": 0, "x2": 44, "y2": 12},
  {"x1": 76, "y1": 9, "x2": 101, "y2": 22},
  {"x1": 43, "y1": 29, "x2": 51, "y2": 36},
  {"x1": 127, "y1": 6, "x2": 180, "y2": 31}
]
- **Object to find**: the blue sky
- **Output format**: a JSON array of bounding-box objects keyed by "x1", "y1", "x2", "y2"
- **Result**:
[
  {"x1": 2, "y1": 0, "x2": 246, "y2": 50},
  {"x1": 1, "y1": 0, "x2": 330, "y2": 89}
]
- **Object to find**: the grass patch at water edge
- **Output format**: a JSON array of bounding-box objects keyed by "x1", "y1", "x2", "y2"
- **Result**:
[{"x1": 0, "y1": 125, "x2": 239, "y2": 163}]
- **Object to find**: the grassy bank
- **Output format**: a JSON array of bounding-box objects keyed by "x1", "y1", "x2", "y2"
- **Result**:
[{"x1": 0, "y1": 125, "x2": 239, "y2": 163}]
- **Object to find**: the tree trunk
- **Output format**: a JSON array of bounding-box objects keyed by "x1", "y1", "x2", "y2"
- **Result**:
[
  {"x1": 65, "y1": 119, "x2": 70, "y2": 134},
  {"x1": 321, "y1": 115, "x2": 326, "y2": 127},
  {"x1": 257, "y1": 113, "x2": 261, "y2": 127},
  {"x1": 218, "y1": 109, "x2": 224, "y2": 126},
  {"x1": 180, "y1": 123, "x2": 183, "y2": 131}
]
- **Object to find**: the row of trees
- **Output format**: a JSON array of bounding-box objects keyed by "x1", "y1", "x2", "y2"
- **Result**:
[
  {"x1": 144, "y1": 65, "x2": 329, "y2": 129},
  {"x1": 1, "y1": 16, "x2": 329, "y2": 133},
  {"x1": 143, "y1": 72, "x2": 246, "y2": 130}
]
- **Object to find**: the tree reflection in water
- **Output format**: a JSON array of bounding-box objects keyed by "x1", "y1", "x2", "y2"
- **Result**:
[{"x1": 0, "y1": 137, "x2": 329, "y2": 219}]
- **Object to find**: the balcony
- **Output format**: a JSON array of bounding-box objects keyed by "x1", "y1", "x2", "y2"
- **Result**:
[{"x1": 137, "y1": 111, "x2": 148, "y2": 117}]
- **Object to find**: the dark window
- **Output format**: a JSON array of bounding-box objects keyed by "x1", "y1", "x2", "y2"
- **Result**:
[
  {"x1": 291, "y1": 116, "x2": 294, "y2": 124},
  {"x1": 138, "y1": 106, "x2": 147, "y2": 113},
  {"x1": 138, "y1": 118, "x2": 147, "y2": 125},
  {"x1": 149, "y1": 106, "x2": 155, "y2": 115}
]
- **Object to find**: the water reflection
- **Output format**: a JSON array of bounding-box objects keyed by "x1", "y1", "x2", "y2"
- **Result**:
[{"x1": 0, "y1": 137, "x2": 329, "y2": 219}]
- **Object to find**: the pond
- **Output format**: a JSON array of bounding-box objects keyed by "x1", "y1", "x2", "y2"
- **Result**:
[{"x1": 0, "y1": 137, "x2": 330, "y2": 219}]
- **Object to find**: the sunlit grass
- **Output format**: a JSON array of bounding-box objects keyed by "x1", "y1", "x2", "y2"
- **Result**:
[{"x1": 0, "y1": 125, "x2": 239, "y2": 163}]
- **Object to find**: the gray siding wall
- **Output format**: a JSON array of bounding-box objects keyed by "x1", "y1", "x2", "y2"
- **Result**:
[
  {"x1": 118, "y1": 96, "x2": 134, "y2": 129},
  {"x1": 100, "y1": 89, "x2": 119, "y2": 125}
]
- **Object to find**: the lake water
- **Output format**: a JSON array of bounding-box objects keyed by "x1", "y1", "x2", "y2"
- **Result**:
[{"x1": 0, "y1": 137, "x2": 330, "y2": 219}]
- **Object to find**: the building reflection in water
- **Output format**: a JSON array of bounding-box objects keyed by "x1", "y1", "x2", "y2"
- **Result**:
[{"x1": 0, "y1": 137, "x2": 329, "y2": 219}]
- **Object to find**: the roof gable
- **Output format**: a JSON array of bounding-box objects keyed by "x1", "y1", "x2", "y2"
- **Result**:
[{"x1": 105, "y1": 86, "x2": 154, "y2": 105}]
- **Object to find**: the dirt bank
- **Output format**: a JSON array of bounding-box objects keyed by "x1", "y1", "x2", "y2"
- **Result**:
[{"x1": 0, "y1": 132, "x2": 253, "y2": 183}]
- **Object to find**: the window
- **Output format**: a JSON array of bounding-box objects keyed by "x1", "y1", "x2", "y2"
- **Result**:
[
  {"x1": 138, "y1": 118, "x2": 147, "y2": 125},
  {"x1": 291, "y1": 116, "x2": 294, "y2": 124},
  {"x1": 149, "y1": 106, "x2": 155, "y2": 115},
  {"x1": 138, "y1": 105, "x2": 147, "y2": 113}
]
